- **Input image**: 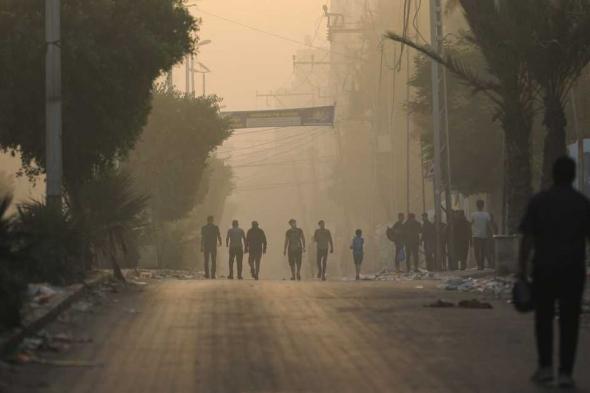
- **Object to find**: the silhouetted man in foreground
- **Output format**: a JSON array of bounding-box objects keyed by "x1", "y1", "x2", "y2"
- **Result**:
[
  {"x1": 246, "y1": 221, "x2": 267, "y2": 280},
  {"x1": 313, "y1": 220, "x2": 334, "y2": 281},
  {"x1": 284, "y1": 219, "x2": 305, "y2": 281},
  {"x1": 201, "y1": 216, "x2": 222, "y2": 279},
  {"x1": 519, "y1": 156, "x2": 589, "y2": 389}
]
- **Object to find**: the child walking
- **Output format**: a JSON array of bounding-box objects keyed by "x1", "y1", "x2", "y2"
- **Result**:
[{"x1": 350, "y1": 229, "x2": 364, "y2": 280}]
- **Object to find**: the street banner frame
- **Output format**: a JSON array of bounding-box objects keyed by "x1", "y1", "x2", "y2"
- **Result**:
[{"x1": 223, "y1": 105, "x2": 335, "y2": 129}]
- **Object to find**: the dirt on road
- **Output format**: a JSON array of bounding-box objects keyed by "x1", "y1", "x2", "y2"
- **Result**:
[{"x1": 1, "y1": 278, "x2": 589, "y2": 393}]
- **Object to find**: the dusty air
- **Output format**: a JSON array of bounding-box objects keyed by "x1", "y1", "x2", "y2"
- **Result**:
[{"x1": 0, "y1": 0, "x2": 589, "y2": 392}]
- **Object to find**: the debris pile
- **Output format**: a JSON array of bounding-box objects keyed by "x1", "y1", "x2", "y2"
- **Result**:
[
  {"x1": 425, "y1": 298, "x2": 493, "y2": 309},
  {"x1": 127, "y1": 269, "x2": 205, "y2": 281},
  {"x1": 439, "y1": 276, "x2": 514, "y2": 298}
]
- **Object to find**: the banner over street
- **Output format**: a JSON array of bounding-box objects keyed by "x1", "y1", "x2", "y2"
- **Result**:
[{"x1": 223, "y1": 105, "x2": 335, "y2": 129}]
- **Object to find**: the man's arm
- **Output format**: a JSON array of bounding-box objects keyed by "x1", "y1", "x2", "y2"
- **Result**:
[
  {"x1": 328, "y1": 231, "x2": 334, "y2": 253},
  {"x1": 200, "y1": 228, "x2": 204, "y2": 252},
  {"x1": 217, "y1": 227, "x2": 222, "y2": 246},
  {"x1": 226, "y1": 230, "x2": 230, "y2": 247},
  {"x1": 301, "y1": 230, "x2": 306, "y2": 251},
  {"x1": 518, "y1": 234, "x2": 533, "y2": 280},
  {"x1": 245, "y1": 231, "x2": 250, "y2": 253},
  {"x1": 283, "y1": 232, "x2": 289, "y2": 255}
]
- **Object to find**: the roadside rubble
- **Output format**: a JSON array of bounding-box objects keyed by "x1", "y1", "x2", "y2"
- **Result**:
[
  {"x1": 438, "y1": 276, "x2": 514, "y2": 298},
  {"x1": 425, "y1": 298, "x2": 494, "y2": 309},
  {"x1": 126, "y1": 269, "x2": 206, "y2": 281}
]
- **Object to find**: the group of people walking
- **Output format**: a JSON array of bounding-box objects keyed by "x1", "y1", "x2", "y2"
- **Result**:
[
  {"x1": 387, "y1": 200, "x2": 495, "y2": 273},
  {"x1": 201, "y1": 217, "x2": 365, "y2": 281}
]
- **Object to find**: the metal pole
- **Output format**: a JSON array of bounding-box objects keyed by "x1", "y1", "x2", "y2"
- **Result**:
[
  {"x1": 430, "y1": 0, "x2": 443, "y2": 270},
  {"x1": 442, "y1": 68, "x2": 456, "y2": 269},
  {"x1": 165, "y1": 71, "x2": 173, "y2": 92},
  {"x1": 185, "y1": 56, "x2": 190, "y2": 94},
  {"x1": 46, "y1": 0, "x2": 63, "y2": 209},
  {"x1": 406, "y1": 43, "x2": 411, "y2": 215},
  {"x1": 190, "y1": 54, "x2": 195, "y2": 96}
]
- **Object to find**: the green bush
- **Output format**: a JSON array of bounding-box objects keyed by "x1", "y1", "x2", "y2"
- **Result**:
[{"x1": 15, "y1": 201, "x2": 84, "y2": 286}]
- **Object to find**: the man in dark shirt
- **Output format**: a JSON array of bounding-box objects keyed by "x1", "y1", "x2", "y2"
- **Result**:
[
  {"x1": 421, "y1": 213, "x2": 435, "y2": 271},
  {"x1": 403, "y1": 213, "x2": 422, "y2": 273},
  {"x1": 387, "y1": 213, "x2": 406, "y2": 272},
  {"x1": 519, "y1": 156, "x2": 589, "y2": 388},
  {"x1": 201, "y1": 216, "x2": 222, "y2": 279},
  {"x1": 313, "y1": 220, "x2": 334, "y2": 281},
  {"x1": 246, "y1": 221, "x2": 267, "y2": 280},
  {"x1": 283, "y1": 219, "x2": 306, "y2": 281}
]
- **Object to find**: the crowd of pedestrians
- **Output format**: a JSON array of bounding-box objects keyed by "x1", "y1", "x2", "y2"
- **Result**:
[
  {"x1": 386, "y1": 200, "x2": 496, "y2": 273},
  {"x1": 200, "y1": 218, "x2": 364, "y2": 281}
]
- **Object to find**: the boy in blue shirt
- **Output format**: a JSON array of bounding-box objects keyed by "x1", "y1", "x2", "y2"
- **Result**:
[{"x1": 350, "y1": 229, "x2": 364, "y2": 280}]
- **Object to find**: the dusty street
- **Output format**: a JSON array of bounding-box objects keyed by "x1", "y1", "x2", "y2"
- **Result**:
[{"x1": 2, "y1": 278, "x2": 589, "y2": 393}]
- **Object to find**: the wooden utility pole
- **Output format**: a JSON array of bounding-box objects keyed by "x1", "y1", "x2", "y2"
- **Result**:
[{"x1": 46, "y1": 0, "x2": 63, "y2": 208}]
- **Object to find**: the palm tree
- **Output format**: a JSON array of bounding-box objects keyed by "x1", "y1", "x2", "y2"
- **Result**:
[
  {"x1": 386, "y1": 0, "x2": 537, "y2": 232},
  {"x1": 526, "y1": 0, "x2": 590, "y2": 188},
  {"x1": 69, "y1": 170, "x2": 148, "y2": 281}
]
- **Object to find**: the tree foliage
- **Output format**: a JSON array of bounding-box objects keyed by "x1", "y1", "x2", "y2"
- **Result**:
[
  {"x1": 409, "y1": 39, "x2": 503, "y2": 196},
  {"x1": 124, "y1": 89, "x2": 232, "y2": 224},
  {"x1": 0, "y1": 0, "x2": 197, "y2": 187}
]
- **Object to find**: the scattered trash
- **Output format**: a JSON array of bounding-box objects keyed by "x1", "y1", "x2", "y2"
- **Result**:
[
  {"x1": 425, "y1": 299, "x2": 455, "y2": 308},
  {"x1": 439, "y1": 276, "x2": 513, "y2": 298},
  {"x1": 71, "y1": 301, "x2": 93, "y2": 313},
  {"x1": 28, "y1": 284, "x2": 62, "y2": 305},
  {"x1": 415, "y1": 285, "x2": 424, "y2": 289},
  {"x1": 458, "y1": 299, "x2": 494, "y2": 309},
  {"x1": 28, "y1": 357, "x2": 100, "y2": 368}
]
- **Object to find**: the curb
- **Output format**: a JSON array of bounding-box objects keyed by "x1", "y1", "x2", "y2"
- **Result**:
[{"x1": 0, "y1": 270, "x2": 112, "y2": 357}]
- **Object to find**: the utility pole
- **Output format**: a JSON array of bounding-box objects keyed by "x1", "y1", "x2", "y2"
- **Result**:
[
  {"x1": 165, "y1": 71, "x2": 173, "y2": 92},
  {"x1": 46, "y1": 0, "x2": 63, "y2": 209},
  {"x1": 429, "y1": 0, "x2": 444, "y2": 270},
  {"x1": 185, "y1": 55, "x2": 190, "y2": 95},
  {"x1": 190, "y1": 54, "x2": 196, "y2": 96}
]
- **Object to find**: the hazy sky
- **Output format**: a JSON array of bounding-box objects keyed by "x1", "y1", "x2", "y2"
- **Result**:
[{"x1": 175, "y1": 0, "x2": 327, "y2": 111}]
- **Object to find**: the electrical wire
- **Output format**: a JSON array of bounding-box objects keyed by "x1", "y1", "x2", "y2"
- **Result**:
[{"x1": 196, "y1": 7, "x2": 365, "y2": 62}]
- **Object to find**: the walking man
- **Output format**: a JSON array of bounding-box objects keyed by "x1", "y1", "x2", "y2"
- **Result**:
[
  {"x1": 284, "y1": 219, "x2": 306, "y2": 281},
  {"x1": 403, "y1": 213, "x2": 422, "y2": 273},
  {"x1": 246, "y1": 221, "x2": 267, "y2": 280},
  {"x1": 470, "y1": 199, "x2": 492, "y2": 270},
  {"x1": 226, "y1": 220, "x2": 246, "y2": 279},
  {"x1": 519, "y1": 156, "x2": 589, "y2": 388},
  {"x1": 387, "y1": 213, "x2": 406, "y2": 272},
  {"x1": 350, "y1": 229, "x2": 364, "y2": 281},
  {"x1": 313, "y1": 220, "x2": 334, "y2": 281},
  {"x1": 201, "y1": 215, "x2": 222, "y2": 279},
  {"x1": 421, "y1": 213, "x2": 435, "y2": 271}
]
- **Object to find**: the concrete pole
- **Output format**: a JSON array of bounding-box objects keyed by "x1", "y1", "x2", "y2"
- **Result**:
[
  {"x1": 45, "y1": 0, "x2": 63, "y2": 209},
  {"x1": 430, "y1": 0, "x2": 443, "y2": 270},
  {"x1": 185, "y1": 56, "x2": 190, "y2": 94}
]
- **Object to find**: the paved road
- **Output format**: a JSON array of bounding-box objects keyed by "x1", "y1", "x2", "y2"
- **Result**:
[{"x1": 3, "y1": 279, "x2": 590, "y2": 393}]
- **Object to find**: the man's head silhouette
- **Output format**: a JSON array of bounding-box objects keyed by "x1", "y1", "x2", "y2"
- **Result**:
[{"x1": 553, "y1": 156, "x2": 576, "y2": 186}]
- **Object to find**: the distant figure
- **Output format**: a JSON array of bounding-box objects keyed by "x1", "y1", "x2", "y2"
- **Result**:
[
  {"x1": 350, "y1": 229, "x2": 364, "y2": 281},
  {"x1": 226, "y1": 220, "x2": 246, "y2": 280},
  {"x1": 453, "y1": 210, "x2": 472, "y2": 271},
  {"x1": 284, "y1": 219, "x2": 306, "y2": 281},
  {"x1": 519, "y1": 156, "x2": 589, "y2": 389},
  {"x1": 403, "y1": 213, "x2": 422, "y2": 273},
  {"x1": 421, "y1": 213, "x2": 435, "y2": 271},
  {"x1": 471, "y1": 199, "x2": 492, "y2": 270},
  {"x1": 201, "y1": 216, "x2": 222, "y2": 279},
  {"x1": 246, "y1": 221, "x2": 267, "y2": 280},
  {"x1": 313, "y1": 220, "x2": 334, "y2": 281},
  {"x1": 387, "y1": 213, "x2": 406, "y2": 272}
]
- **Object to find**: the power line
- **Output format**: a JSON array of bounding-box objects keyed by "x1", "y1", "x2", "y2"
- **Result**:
[{"x1": 196, "y1": 7, "x2": 365, "y2": 62}]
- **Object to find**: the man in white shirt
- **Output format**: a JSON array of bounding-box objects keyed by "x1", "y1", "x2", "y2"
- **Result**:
[{"x1": 471, "y1": 199, "x2": 493, "y2": 270}]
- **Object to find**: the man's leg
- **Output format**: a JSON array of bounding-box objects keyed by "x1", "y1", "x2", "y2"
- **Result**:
[
  {"x1": 321, "y1": 251, "x2": 328, "y2": 280},
  {"x1": 255, "y1": 254, "x2": 261, "y2": 279},
  {"x1": 210, "y1": 250, "x2": 217, "y2": 278},
  {"x1": 316, "y1": 250, "x2": 322, "y2": 278},
  {"x1": 473, "y1": 239, "x2": 483, "y2": 270},
  {"x1": 296, "y1": 251, "x2": 302, "y2": 280},
  {"x1": 228, "y1": 249, "x2": 235, "y2": 279},
  {"x1": 204, "y1": 251, "x2": 211, "y2": 278},
  {"x1": 237, "y1": 249, "x2": 244, "y2": 279},
  {"x1": 405, "y1": 246, "x2": 412, "y2": 273},
  {"x1": 394, "y1": 244, "x2": 401, "y2": 272},
  {"x1": 288, "y1": 252, "x2": 296, "y2": 280},
  {"x1": 533, "y1": 275, "x2": 556, "y2": 371},
  {"x1": 248, "y1": 253, "x2": 256, "y2": 278},
  {"x1": 413, "y1": 246, "x2": 420, "y2": 271},
  {"x1": 558, "y1": 269, "x2": 585, "y2": 376}
]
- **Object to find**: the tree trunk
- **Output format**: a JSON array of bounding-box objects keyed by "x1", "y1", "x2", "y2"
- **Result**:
[
  {"x1": 503, "y1": 110, "x2": 533, "y2": 234},
  {"x1": 540, "y1": 93, "x2": 568, "y2": 189}
]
